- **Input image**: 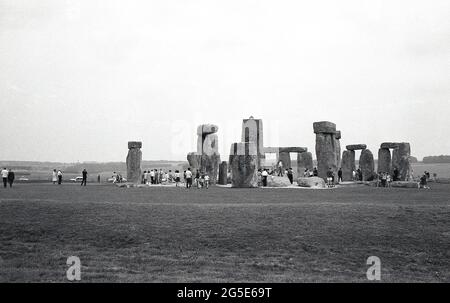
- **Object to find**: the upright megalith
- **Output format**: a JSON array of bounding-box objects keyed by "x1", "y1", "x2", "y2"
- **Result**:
[
  {"x1": 277, "y1": 152, "x2": 291, "y2": 171},
  {"x1": 187, "y1": 124, "x2": 221, "y2": 183},
  {"x1": 341, "y1": 150, "x2": 355, "y2": 181},
  {"x1": 314, "y1": 121, "x2": 341, "y2": 180},
  {"x1": 341, "y1": 144, "x2": 366, "y2": 181},
  {"x1": 359, "y1": 149, "x2": 375, "y2": 181},
  {"x1": 392, "y1": 142, "x2": 411, "y2": 181},
  {"x1": 242, "y1": 117, "x2": 264, "y2": 167},
  {"x1": 229, "y1": 142, "x2": 258, "y2": 188},
  {"x1": 378, "y1": 148, "x2": 391, "y2": 173},
  {"x1": 126, "y1": 141, "x2": 142, "y2": 183},
  {"x1": 297, "y1": 151, "x2": 313, "y2": 176},
  {"x1": 218, "y1": 161, "x2": 228, "y2": 185},
  {"x1": 379, "y1": 142, "x2": 412, "y2": 181}
]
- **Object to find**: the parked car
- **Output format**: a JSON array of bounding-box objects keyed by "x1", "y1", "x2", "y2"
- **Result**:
[
  {"x1": 18, "y1": 176, "x2": 29, "y2": 181},
  {"x1": 70, "y1": 176, "x2": 84, "y2": 182},
  {"x1": 107, "y1": 177, "x2": 127, "y2": 183}
]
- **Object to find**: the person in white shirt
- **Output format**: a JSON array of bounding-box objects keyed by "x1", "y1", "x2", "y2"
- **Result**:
[
  {"x1": 204, "y1": 174, "x2": 210, "y2": 189},
  {"x1": 185, "y1": 168, "x2": 193, "y2": 188},
  {"x1": 52, "y1": 169, "x2": 58, "y2": 184},
  {"x1": 2, "y1": 168, "x2": 9, "y2": 188},
  {"x1": 57, "y1": 170, "x2": 63, "y2": 184},
  {"x1": 261, "y1": 169, "x2": 269, "y2": 187},
  {"x1": 150, "y1": 170, "x2": 155, "y2": 184},
  {"x1": 174, "y1": 170, "x2": 181, "y2": 187}
]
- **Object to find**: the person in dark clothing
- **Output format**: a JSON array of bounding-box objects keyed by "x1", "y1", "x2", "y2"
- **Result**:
[
  {"x1": 81, "y1": 169, "x2": 87, "y2": 186},
  {"x1": 337, "y1": 168, "x2": 343, "y2": 182},
  {"x1": 287, "y1": 168, "x2": 294, "y2": 184},
  {"x1": 313, "y1": 167, "x2": 318, "y2": 177},
  {"x1": 393, "y1": 168, "x2": 399, "y2": 181},
  {"x1": 7, "y1": 170, "x2": 15, "y2": 188}
]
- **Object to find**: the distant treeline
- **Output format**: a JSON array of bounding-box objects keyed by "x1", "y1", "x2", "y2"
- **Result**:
[
  {"x1": 64, "y1": 161, "x2": 187, "y2": 173},
  {"x1": 422, "y1": 155, "x2": 450, "y2": 164}
]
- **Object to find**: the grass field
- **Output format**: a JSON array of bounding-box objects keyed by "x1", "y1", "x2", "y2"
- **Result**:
[{"x1": 0, "y1": 183, "x2": 449, "y2": 282}]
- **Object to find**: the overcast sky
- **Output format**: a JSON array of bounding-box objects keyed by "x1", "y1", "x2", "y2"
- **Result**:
[{"x1": 0, "y1": 0, "x2": 449, "y2": 162}]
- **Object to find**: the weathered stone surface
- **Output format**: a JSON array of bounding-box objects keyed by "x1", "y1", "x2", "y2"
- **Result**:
[
  {"x1": 359, "y1": 149, "x2": 375, "y2": 181},
  {"x1": 390, "y1": 181, "x2": 418, "y2": 188},
  {"x1": 277, "y1": 152, "x2": 291, "y2": 170},
  {"x1": 230, "y1": 142, "x2": 258, "y2": 188},
  {"x1": 313, "y1": 121, "x2": 336, "y2": 134},
  {"x1": 297, "y1": 177, "x2": 326, "y2": 188},
  {"x1": 278, "y1": 147, "x2": 308, "y2": 153},
  {"x1": 197, "y1": 124, "x2": 218, "y2": 135},
  {"x1": 297, "y1": 151, "x2": 313, "y2": 176},
  {"x1": 218, "y1": 161, "x2": 228, "y2": 185},
  {"x1": 128, "y1": 141, "x2": 142, "y2": 149},
  {"x1": 267, "y1": 175, "x2": 292, "y2": 187},
  {"x1": 341, "y1": 150, "x2": 355, "y2": 181},
  {"x1": 377, "y1": 148, "x2": 391, "y2": 173},
  {"x1": 126, "y1": 142, "x2": 142, "y2": 183},
  {"x1": 381, "y1": 142, "x2": 400, "y2": 149},
  {"x1": 202, "y1": 133, "x2": 219, "y2": 156},
  {"x1": 201, "y1": 154, "x2": 220, "y2": 183},
  {"x1": 391, "y1": 143, "x2": 411, "y2": 181},
  {"x1": 242, "y1": 117, "x2": 264, "y2": 167},
  {"x1": 187, "y1": 152, "x2": 202, "y2": 171},
  {"x1": 315, "y1": 131, "x2": 340, "y2": 180},
  {"x1": 346, "y1": 144, "x2": 367, "y2": 151},
  {"x1": 335, "y1": 130, "x2": 341, "y2": 140}
]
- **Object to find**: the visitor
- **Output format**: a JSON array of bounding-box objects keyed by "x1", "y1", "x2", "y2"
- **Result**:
[
  {"x1": 277, "y1": 161, "x2": 284, "y2": 176},
  {"x1": 174, "y1": 170, "x2": 181, "y2": 187},
  {"x1": 261, "y1": 169, "x2": 269, "y2": 187},
  {"x1": 143, "y1": 171, "x2": 148, "y2": 185},
  {"x1": 381, "y1": 172, "x2": 387, "y2": 187},
  {"x1": 52, "y1": 169, "x2": 58, "y2": 184},
  {"x1": 185, "y1": 168, "x2": 193, "y2": 188},
  {"x1": 419, "y1": 173, "x2": 430, "y2": 189},
  {"x1": 168, "y1": 170, "x2": 173, "y2": 182},
  {"x1": 393, "y1": 168, "x2": 399, "y2": 181},
  {"x1": 7, "y1": 169, "x2": 15, "y2": 188},
  {"x1": 303, "y1": 169, "x2": 309, "y2": 177},
  {"x1": 97, "y1": 174, "x2": 101, "y2": 183},
  {"x1": 204, "y1": 174, "x2": 210, "y2": 189},
  {"x1": 386, "y1": 173, "x2": 391, "y2": 187},
  {"x1": 159, "y1": 169, "x2": 164, "y2": 183},
  {"x1": 58, "y1": 170, "x2": 63, "y2": 184},
  {"x1": 197, "y1": 174, "x2": 204, "y2": 189},
  {"x1": 81, "y1": 169, "x2": 87, "y2": 186},
  {"x1": 357, "y1": 168, "x2": 362, "y2": 181},
  {"x1": 287, "y1": 168, "x2": 294, "y2": 184},
  {"x1": 195, "y1": 169, "x2": 200, "y2": 187},
  {"x1": 338, "y1": 168, "x2": 343, "y2": 183},
  {"x1": 313, "y1": 167, "x2": 318, "y2": 177},
  {"x1": 352, "y1": 170, "x2": 356, "y2": 181},
  {"x1": 2, "y1": 168, "x2": 8, "y2": 188},
  {"x1": 150, "y1": 169, "x2": 155, "y2": 184},
  {"x1": 326, "y1": 167, "x2": 333, "y2": 188}
]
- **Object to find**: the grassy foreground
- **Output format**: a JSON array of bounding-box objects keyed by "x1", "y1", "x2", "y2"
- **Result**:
[{"x1": 0, "y1": 183, "x2": 449, "y2": 282}]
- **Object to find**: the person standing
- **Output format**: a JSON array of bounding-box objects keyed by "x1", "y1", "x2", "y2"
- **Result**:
[
  {"x1": 1, "y1": 168, "x2": 8, "y2": 188},
  {"x1": 81, "y1": 169, "x2": 87, "y2": 186},
  {"x1": 338, "y1": 168, "x2": 343, "y2": 183},
  {"x1": 204, "y1": 174, "x2": 210, "y2": 189},
  {"x1": 313, "y1": 167, "x2": 318, "y2": 177},
  {"x1": 185, "y1": 168, "x2": 193, "y2": 189},
  {"x1": 277, "y1": 161, "x2": 284, "y2": 176},
  {"x1": 57, "y1": 170, "x2": 63, "y2": 184},
  {"x1": 261, "y1": 169, "x2": 269, "y2": 187},
  {"x1": 287, "y1": 168, "x2": 294, "y2": 184},
  {"x1": 7, "y1": 169, "x2": 15, "y2": 188},
  {"x1": 97, "y1": 174, "x2": 101, "y2": 183},
  {"x1": 174, "y1": 170, "x2": 181, "y2": 187},
  {"x1": 326, "y1": 167, "x2": 333, "y2": 187},
  {"x1": 52, "y1": 169, "x2": 58, "y2": 184}
]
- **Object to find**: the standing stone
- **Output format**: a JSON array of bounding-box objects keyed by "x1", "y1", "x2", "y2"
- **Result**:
[
  {"x1": 341, "y1": 150, "x2": 355, "y2": 181},
  {"x1": 359, "y1": 149, "x2": 375, "y2": 181},
  {"x1": 242, "y1": 117, "x2": 265, "y2": 167},
  {"x1": 277, "y1": 152, "x2": 291, "y2": 171},
  {"x1": 297, "y1": 151, "x2": 313, "y2": 176},
  {"x1": 187, "y1": 152, "x2": 202, "y2": 171},
  {"x1": 229, "y1": 142, "x2": 258, "y2": 188},
  {"x1": 126, "y1": 141, "x2": 142, "y2": 183},
  {"x1": 377, "y1": 148, "x2": 391, "y2": 173},
  {"x1": 392, "y1": 143, "x2": 411, "y2": 181},
  {"x1": 218, "y1": 161, "x2": 228, "y2": 185},
  {"x1": 314, "y1": 121, "x2": 341, "y2": 180}
]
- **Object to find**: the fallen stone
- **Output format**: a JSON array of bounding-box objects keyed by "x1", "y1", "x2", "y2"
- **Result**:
[
  {"x1": 390, "y1": 181, "x2": 419, "y2": 188},
  {"x1": 267, "y1": 175, "x2": 292, "y2": 187},
  {"x1": 297, "y1": 177, "x2": 326, "y2": 188}
]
